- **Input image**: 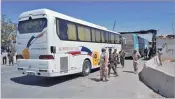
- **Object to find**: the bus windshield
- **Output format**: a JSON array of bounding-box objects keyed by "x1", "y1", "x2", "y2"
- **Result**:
[{"x1": 18, "y1": 18, "x2": 47, "y2": 34}]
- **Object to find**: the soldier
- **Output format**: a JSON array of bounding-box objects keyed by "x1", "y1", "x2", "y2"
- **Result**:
[
  {"x1": 157, "y1": 49, "x2": 162, "y2": 66},
  {"x1": 113, "y1": 49, "x2": 119, "y2": 70},
  {"x1": 119, "y1": 49, "x2": 125, "y2": 68},
  {"x1": 99, "y1": 48, "x2": 108, "y2": 81},
  {"x1": 8, "y1": 51, "x2": 14, "y2": 65},
  {"x1": 108, "y1": 48, "x2": 118, "y2": 78},
  {"x1": 144, "y1": 47, "x2": 148, "y2": 59},
  {"x1": 132, "y1": 50, "x2": 141, "y2": 74}
]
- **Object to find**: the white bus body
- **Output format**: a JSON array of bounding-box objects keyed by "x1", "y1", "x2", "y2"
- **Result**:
[{"x1": 16, "y1": 9, "x2": 121, "y2": 77}]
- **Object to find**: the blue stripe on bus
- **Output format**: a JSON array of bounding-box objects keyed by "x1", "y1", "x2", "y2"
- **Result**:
[{"x1": 133, "y1": 34, "x2": 139, "y2": 50}]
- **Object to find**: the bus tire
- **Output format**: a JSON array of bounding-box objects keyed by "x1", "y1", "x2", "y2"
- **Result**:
[{"x1": 81, "y1": 60, "x2": 91, "y2": 76}]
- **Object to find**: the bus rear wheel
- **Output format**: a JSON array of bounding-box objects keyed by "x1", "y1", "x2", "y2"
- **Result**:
[{"x1": 81, "y1": 60, "x2": 91, "y2": 76}]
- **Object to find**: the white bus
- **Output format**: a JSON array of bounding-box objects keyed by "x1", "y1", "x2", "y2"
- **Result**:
[{"x1": 16, "y1": 9, "x2": 121, "y2": 77}]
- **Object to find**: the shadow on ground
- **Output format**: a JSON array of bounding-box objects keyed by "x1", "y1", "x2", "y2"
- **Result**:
[
  {"x1": 10, "y1": 68, "x2": 100, "y2": 87},
  {"x1": 123, "y1": 70, "x2": 136, "y2": 74},
  {"x1": 10, "y1": 74, "x2": 81, "y2": 87},
  {"x1": 89, "y1": 78, "x2": 101, "y2": 82},
  {"x1": 125, "y1": 57, "x2": 133, "y2": 60}
]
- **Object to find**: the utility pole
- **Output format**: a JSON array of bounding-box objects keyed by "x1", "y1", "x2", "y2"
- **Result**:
[
  {"x1": 113, "y1": 20, "x2": 116, "y2": 31},
  {"x1": 172, "y1": 23, "x2": 175, "y2": 37}
]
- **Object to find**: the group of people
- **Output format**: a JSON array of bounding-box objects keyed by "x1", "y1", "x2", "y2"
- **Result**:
[
  {"x1": 1, "y1": 49, "x2": 15, "y2": 66},
  {"x1": 99, "y1": 48, "x2": 141, "y2": 82},
  {"x1": 144, "y1": 47, "x2": 154, "y2": 60}
]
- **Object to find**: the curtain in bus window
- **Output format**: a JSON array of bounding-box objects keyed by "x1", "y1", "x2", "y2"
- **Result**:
[
  {"x1": 108, "y1": 32, "x2": 111, "y2": 43},
  {"x1": 115, "y1": 34, "x2": 120, "y2": 44},
  {"x1": 111, "y1": 33, "x2": 115, "y2": 43},
  {"x1": 84, "y1": 27, "x2": 91, "y2": 41},
  {"x1": 91, "y1": 29, "x2": 96, "y2": 42},
  {"x1": 95, "y1": 29, "x2": 101, "y2": 42},
  {"x1": 56, "y1": 19, "x2": 60, "y2": 36},
  {"x1": 78, "y1": 25, "x2": 85, "y2": 41},
  {"x1": 101, "y1": 31, "x2": 105, "y2": 43},
  {"x1": 105, "y1": 32, "x2": 109, "y2": 43},
  {"x1": 59, "y1": 20, "x2": 68, "y2": 40},
  {"x1": 67, "y1": 23, "x2": 77, "y2": 40}
]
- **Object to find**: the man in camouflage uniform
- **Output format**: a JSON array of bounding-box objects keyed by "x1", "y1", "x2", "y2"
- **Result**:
[
  {"x1": 8, "y1": 51, "x2": 14, "y2": 65},
  {"x1": 108, "y1": 48, "x2": 118, "y2": 78},
  {"x1": 119, "y1": 49, "x2": 125, "y2": 68}
]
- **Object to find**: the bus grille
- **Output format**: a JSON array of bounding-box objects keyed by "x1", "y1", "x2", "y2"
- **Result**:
[{"x1": 60, "y1": 57, "x2": 68, "y2": 73}]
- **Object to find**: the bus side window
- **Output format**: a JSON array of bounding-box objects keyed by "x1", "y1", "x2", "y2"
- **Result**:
[
  {"x1": 111, "y1": 33, "x2": 115, "y2": 44},
  {"x1": 91, "y1": 28, "x2": 96, "y2": 42},
  {"x1": 104, "y1": 31, "x2": 109, "y2": 43},
  {"x1": 67, "y1": 23, "x2": 77, "y2": 40},
  {"x1": 115, "y1": 34, "x2": 120, "y2": 44},
  {"x1": 95, "y1": 29, "x2": 101, "y2": 43},
  {"x1": 84, "y1": 27, "x2": 91, "y2": 42},
  {"x1": 108, "y1": 32, "x2": 111, "y2": 43},
  {"x1": 57, "y1": 19, "x2": 68, "y2": 40},
  {"x1": 101, "y1": 31, "x2": 105, "y2": 43}
]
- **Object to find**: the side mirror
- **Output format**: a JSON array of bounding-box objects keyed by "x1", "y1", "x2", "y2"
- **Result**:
[{"x1": 51, "y1": 46, "x2": 56, "y2": 53}]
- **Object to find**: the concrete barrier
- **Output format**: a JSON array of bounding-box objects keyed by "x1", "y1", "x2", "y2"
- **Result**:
[{"x1": 139, "y1": 56, "x2": 175, "y2": 98}]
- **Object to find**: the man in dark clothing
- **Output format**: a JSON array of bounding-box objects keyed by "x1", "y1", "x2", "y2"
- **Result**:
[
  {"x1": 148, "y1": 48, "x2": 153, "y2": 59},
  {"x1": 8, "y1": 51, "x2": 14, "y2": 65},
  {"x1": 144, "y1": 47, "x2": 148, "y2": 59},
  {"x1": 108, "y1": 48, "x2": 118, "y2": 78},
  {"x1": 119, "y1": 49, "x2": 125, "y2": 68}
]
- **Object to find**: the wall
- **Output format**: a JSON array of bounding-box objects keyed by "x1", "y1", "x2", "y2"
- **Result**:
[{"x1": 139, "y1": 56, "x2": 175, "y2": 98}]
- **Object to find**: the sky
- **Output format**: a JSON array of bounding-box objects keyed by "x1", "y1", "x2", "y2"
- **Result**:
[{"x1": 2, "y1": 1, "x2": 175, "y2": 41}]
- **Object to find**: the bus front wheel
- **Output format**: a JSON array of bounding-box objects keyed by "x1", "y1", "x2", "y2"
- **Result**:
[{"x1": 81, "y1": 60, "x2": 91, "y2": 76}]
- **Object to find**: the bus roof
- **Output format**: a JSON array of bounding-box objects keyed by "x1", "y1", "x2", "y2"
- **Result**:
[{"x1": 19, "y1": 9, "x2": 120, "y2": 34}]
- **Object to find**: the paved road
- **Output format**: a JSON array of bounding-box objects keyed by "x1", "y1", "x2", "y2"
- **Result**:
[{"x1": 1, "y1": 59, "x2": 162, "y2": 98}]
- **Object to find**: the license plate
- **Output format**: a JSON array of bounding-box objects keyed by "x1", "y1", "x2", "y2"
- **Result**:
[{"x1": 27, "y1": 72, "x2": 35, "y2": 75}]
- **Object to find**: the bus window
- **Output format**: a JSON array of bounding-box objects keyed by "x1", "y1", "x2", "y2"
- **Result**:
[
  {"x1": 91, "y1": 28, "x2": 96, "y2": 42},
  {"x1": 101, "y1": 31, "x2": 105, "y2": 43},
  {"x1": 84, "y1": 27, "x2": 91, "y2": 41},
  {"x1": 115, "y1": 34, "x2": 120, "y2": 44},
  {"x1": 67, "y1": 23, "x2": 77, "y2": 40},
  {"x1": 18, "y1": 18, "x2": 47, "y2": 34},
  {"x1": 104, "y1": 31, "x2": 109, "y2": 43},
  {"x1": 77, "y1": 25, "x2": 91, "y2": 42},
  {"x1": 111, "y1": 33, "x2": 115, "y2": 44},
  {"x1": 77, "y1": 25, "x2": 85, "y2": 41},
  {"x1": 58, "y1": 19, "x2": 68, "y2": 40},
  {"x1": 95, "y1": 29, "x2": 101, "y2": 42},
  {"x1": 108, "y1": 32, "x2": 111, "y2": 43}
]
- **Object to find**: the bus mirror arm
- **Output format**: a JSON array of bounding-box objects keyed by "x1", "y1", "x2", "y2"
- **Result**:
[{"x1": 51, "y1": 46, "x2": 56, "y2": 54}]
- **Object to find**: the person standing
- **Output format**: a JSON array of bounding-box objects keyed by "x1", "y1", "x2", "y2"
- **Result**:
[
  {"x1": 108, "y1": 48, "x2": 118, "y2": 78},
  {"x1": 148, "y1": 48, "x2": 153, "y2": 59},
  {"x1": 119, "y1": 49, "x2": 125, "y2": 68},
  {"x1": 132, "y1": 50, "x2": 141, "y2": 74},
  {"x1": 2, "y1": 50, "x2": 8, "y2": 65},
  {"x1": 99, "y1": 48, "x2": 108, "y2": 81},
  {"x1": 158, "y1": 49, "x2": 162, "y2": 66},
  {"x1": 8, "y1": 51, "x2": 14, "y2": 66},
  {"x1": 144, "y1": 47, "x2": 148, "y2": 59}
]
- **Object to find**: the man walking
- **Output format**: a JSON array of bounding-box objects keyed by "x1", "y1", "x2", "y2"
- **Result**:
[
  {"x1": 132, "y1": 50, "x2": 141, "y2": 74},
  {"x1": 119, "y1": 49, "x2": 125, "y2": 68},
  {"x1": 108, "y1": 48, "x2": 118, "y2": 78}
]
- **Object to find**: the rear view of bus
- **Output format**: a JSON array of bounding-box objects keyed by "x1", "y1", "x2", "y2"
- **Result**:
[
  {"x1": 121, "y1": 34, "x2": 139, "y2": 57},
  {"x1": 16, "y1": 9, "x2": 53, "y2": 76}
]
